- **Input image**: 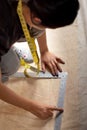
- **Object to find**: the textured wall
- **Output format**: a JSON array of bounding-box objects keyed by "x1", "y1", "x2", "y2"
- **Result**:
[{"x1": 78, "y1": 1, "x2": 87, "y2": 130}]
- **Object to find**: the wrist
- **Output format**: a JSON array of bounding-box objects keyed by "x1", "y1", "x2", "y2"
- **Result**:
[{"x1": 40, "y1": 48, "x2": 49, "y2": 55}]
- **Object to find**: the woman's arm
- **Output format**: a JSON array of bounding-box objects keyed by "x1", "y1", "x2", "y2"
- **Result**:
[
  {"x1": 37, "y1": 30, "x2": 65, "y2": 75},
  {"x1": 0, "y1": 69, "x2": 63, "y2": 119},
  {"x1": 37, "y1": 31, "x2": 49, "y2": 54}
]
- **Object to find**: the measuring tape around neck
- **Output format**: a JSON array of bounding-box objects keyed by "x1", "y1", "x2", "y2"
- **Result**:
[{"x1": 17, "y1": 0, "x2": 40, "y2": 77}]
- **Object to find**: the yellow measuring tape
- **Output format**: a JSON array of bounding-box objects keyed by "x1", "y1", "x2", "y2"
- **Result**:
[{"x1": 17, "y1": 0, "x2": 40, "y2": 77}]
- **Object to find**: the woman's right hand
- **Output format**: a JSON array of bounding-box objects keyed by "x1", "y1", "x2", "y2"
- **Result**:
[{"x1": 30, "y1": 101, "x2": 63, "y2": 120}]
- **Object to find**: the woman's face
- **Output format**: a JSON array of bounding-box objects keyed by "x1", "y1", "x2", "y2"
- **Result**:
[{"x1": 23, "y1": 4, "x2": 47, "y2": 30}]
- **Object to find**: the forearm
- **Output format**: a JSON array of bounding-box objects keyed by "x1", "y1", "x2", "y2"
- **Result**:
[
  {"x1": 0, "y1": 82, "x2": 34, "y2": 112},
  {"x1": 37, "y1": 30, "x2": 49, "y2": 55},
  {"x1": 0, "y1": 68, "x2": 34, "y2": 112}
]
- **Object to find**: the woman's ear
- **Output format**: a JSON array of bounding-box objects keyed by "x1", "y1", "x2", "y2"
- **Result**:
[
  {"x1": 33, "y1": 17, "x2": 41, "y2": 24},
  {"x1": 31, "y1": 13, "x2": 42, "y2": 25},
  {"x1": 32, "y1": 17, "x2": 42, "y2": 25}
]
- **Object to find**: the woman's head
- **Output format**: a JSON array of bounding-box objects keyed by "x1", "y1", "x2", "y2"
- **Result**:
[{"x1": 27, "y1": 0, "x2": 79, "y2": 29}]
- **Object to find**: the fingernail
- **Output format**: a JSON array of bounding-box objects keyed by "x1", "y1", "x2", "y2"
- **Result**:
[
  {"x1": 60, "y1": 70, "x2": 62, "y2": 72},
  {"x1": 56, "y1": 73, "x2": 58, "y2": 77}
]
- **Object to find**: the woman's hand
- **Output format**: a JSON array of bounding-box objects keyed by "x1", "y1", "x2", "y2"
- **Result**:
[
  {"x1": 41, "y1": 51, "x2": 65, "y2": 76},
  {"x1": 30, "y1": 101, "x2": 63, "y2": 120}
]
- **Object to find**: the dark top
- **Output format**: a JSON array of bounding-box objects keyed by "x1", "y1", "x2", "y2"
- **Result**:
[{"x1": 0, "y1": 0, "x2": 44, "y2": 60}]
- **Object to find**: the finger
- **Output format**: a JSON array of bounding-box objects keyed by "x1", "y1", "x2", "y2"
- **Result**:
[
  {"x1": 56, "y1": 57, "x2": 65, "y2": 64},
  {"x1": 44, "y1": 110, "x2": 53, "y2": 119},
  {"x1": 51, "y1": 61, "x2": 58, "y2": 76},
  {"x1": 48, "y1": 107, "x2": 64, "y2": 112},
  {"x1": 46, "y1": 62, "x2": 55, "y2": 76},
  {"x1": 41, "y1": 62, "x2": 46, "y2": 72},
  {"x1": 53, "y1": 59, "x2": 62, "y2": 72},
  {"x1": 56, "y1": 64, "x2": 62, "y2": 72}
]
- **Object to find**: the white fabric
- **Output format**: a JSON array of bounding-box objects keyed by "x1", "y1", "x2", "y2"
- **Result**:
[
  {"x1": 12, "y1": 42, "x2": 33, "y2": 63},
  {"x1": 0, "y1": 48, "x2": 20, "y2": 82}
]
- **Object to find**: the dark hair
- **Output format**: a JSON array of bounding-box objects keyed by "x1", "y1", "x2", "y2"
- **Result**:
[{"x1": 27, "y1": 0, "x2": 79, "y2": 28}]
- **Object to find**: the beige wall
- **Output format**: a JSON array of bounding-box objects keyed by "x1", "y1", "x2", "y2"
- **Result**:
[{"x1": 77, "y1": 1, "x2": 87, "y2": 130}]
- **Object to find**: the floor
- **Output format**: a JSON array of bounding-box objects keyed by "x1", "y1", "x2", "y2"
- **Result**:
[{"x1": 0, "y1": 18, "x2": 80, "y2": 130}]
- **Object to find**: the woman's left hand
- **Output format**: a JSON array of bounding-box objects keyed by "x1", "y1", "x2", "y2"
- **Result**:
[{"x1": 41, "y1": 51, "x2": 65, "y2": 76}]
